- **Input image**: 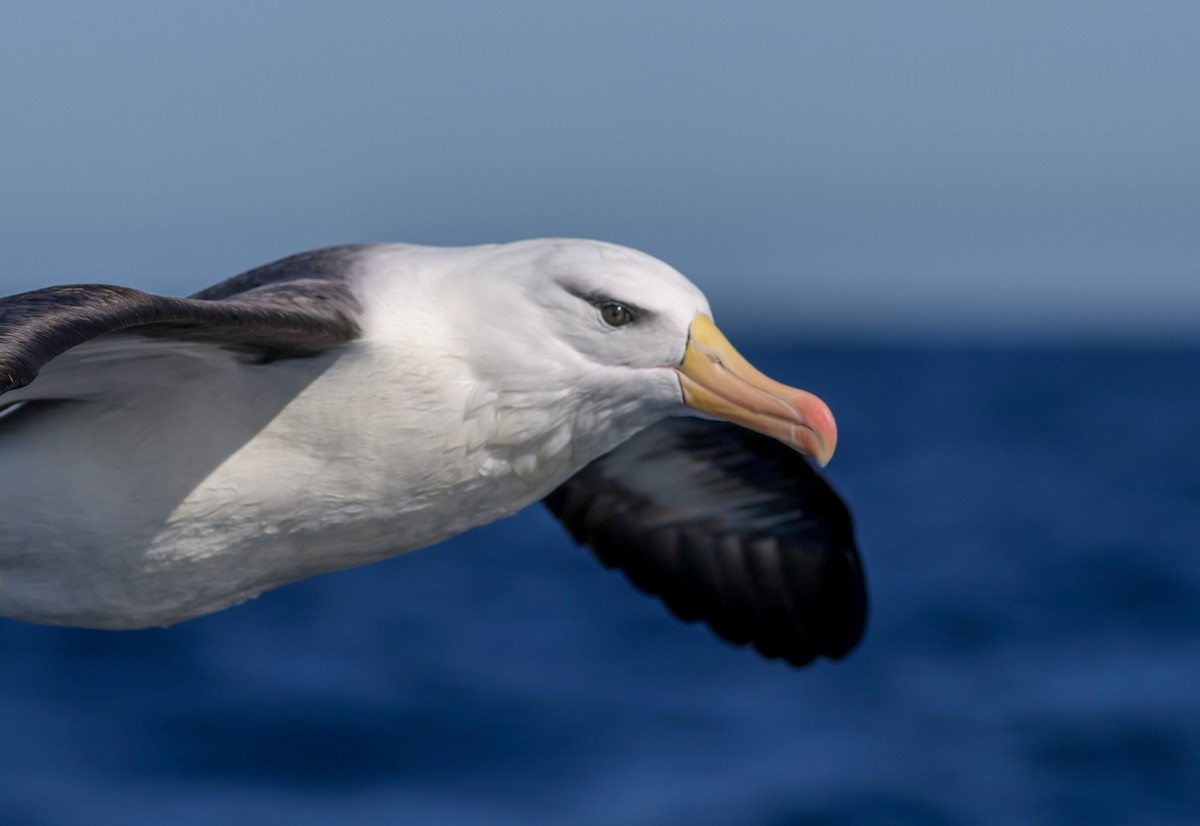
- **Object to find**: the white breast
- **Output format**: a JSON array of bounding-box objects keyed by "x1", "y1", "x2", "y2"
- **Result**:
[{"x1": 0, "y1": 334, "x2": 586, "y2": 628}]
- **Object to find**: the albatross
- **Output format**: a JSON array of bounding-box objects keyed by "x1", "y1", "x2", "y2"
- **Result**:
[{"x1": 0, "y1": 239, "x2": 865, "y2": 666}]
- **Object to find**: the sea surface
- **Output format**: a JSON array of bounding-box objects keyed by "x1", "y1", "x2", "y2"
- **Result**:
[{"x1": 1, "y1": 345, "x2": 1197, "y2": 825}]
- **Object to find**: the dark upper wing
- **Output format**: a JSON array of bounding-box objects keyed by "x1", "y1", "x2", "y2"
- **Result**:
[
  {"x1": 544, "y1": 417, "x2": 867, "y2": 667},
  {"x1": 0, "y1": 246, "x2": 367, "y2": 397}
]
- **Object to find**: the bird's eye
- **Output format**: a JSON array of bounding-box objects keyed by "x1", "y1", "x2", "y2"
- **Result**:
[{"x1": 599, "y1": 301, "x2": 634, "y2": 328}]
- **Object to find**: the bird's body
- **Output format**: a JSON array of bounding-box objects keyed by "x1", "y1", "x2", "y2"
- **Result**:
[{"x1": 0, "y1": 239, "x2": 865, "y2": 665}]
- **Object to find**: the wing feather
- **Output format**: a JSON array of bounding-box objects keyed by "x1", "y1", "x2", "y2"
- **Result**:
[
  {"x1": 544, "y1": 417, "x2": 867, "y2": 666},
  {"x1": 0, "y1": 246, "x2": 367, "y2": 397}
]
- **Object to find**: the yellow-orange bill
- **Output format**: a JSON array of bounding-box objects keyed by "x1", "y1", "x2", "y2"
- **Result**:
[{"x1": 675, "y1": 314, "x2": 838, "y2": 466}]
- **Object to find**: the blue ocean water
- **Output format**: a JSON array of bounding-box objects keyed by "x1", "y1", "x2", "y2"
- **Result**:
[{"x1": 1, "y1": 345, "x2": 1197, "y2": 826}]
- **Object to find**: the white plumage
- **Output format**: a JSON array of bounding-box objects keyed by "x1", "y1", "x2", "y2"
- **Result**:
[{"x1": 0, "y1": 238, "x2": 858, "y2": 666}]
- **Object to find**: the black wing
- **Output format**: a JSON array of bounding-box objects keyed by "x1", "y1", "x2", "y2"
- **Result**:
[
  {"x1": 0, "y1": 246, "x2": 368, "y2": 397},
  {"x1": 544, "y1": 417, "x2": 867, "y2": 667}
]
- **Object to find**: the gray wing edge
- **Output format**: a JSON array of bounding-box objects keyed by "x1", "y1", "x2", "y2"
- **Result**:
[{"x1": 0, "y1": 245, "x2": 370, "y2": 397}]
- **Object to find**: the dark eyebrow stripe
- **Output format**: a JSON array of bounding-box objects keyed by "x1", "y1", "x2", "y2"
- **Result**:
[{"x1": 561, "y1": 285, "x2": 651, "y2": 319}]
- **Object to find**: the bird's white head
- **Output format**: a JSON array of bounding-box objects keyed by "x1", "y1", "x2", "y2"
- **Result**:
[{"x1": 363, "y1": 238, "x2": 836, "y2": 468}]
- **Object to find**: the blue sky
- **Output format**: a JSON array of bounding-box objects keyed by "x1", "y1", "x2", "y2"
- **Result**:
[{"x1": 1, "y1": 1, "x2": 1197, "y2": 340}]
